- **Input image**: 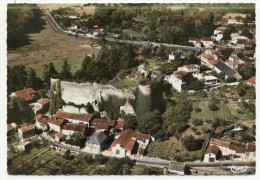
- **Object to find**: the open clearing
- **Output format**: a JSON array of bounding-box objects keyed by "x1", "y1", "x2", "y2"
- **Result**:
[{"x1": 8, "y1": 14, "x2": 100, "y2": 67}]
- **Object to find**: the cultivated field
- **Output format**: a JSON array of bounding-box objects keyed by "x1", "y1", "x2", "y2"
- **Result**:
[{"x1": 7, "y1": 14, "x2": 100, "y2": 67}]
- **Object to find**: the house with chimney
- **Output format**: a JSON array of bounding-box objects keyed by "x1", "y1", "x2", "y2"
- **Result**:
[
  {"x1": 178, "y1": 64, "x2": 200, "y2": 75},
  {"x1": 201, "y1": 37, "x2": 214, "y2": 48},
  {"x1": 204, "y1": 145, "x2": 221, "y2": 162},
  {"x1": 208, "y1": 138, "x2": 254, "y2": 161},
  {"x1": 200, "y1": 53, "x2": 219, "y2": 69},
  {"x1": 11, "y1": 88, "x2": 39, "y2": 103},
  {"x1": 35, "y1": 114, "x2": 49, "y2": 131},
  {"x1": 211, "y1": 27, "x2": 226, "y2": 43},
  {"x1": 48, "y1": 117, "x2": 66, "y2": 132},
  {"x1": 55, "y1": 132, "x2": 65, "y2": 142},
  {"x1": 164, "y1": 70, "x2": 188, "y2": 92},
  {"x1": 56, "y1": 111, "x2": 93, "y2": 127},
  {"x1": 188, "y1": 37, "x2": 201, "y2": 48},
  {"x1": 32, "y1": 99, "x2": 50, "y2": 115},
  {"x1": 85, "y1": 131, "x2": 109, "y2": 153},
  {"x1": 110, "y1": 129, "x2": 150, "y2": 157},
  {"x1": 62, "y1": 123, "x2": 87, "y2": 137}
]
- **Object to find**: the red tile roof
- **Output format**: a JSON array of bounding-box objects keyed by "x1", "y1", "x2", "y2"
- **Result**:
[
  {"x1": 246, "y1": 143, "x2": 256, "y2": 152},
  {"x1": 94, "y1": 28, "x2": 103, "y2": 33},
  {"x1": 112, "y1": 129, "x2": 150, "y2": 152},
  {"x1": 210, "y1": 50, "x2": 222, "y2": 55},
  {"x1": 56, "y1": 111, "x2": 93, "y2": 123},
  {"x1": 208, "y1": 60, "x2": 219, "y2": 65},
  {"x1": 247, "y1": 76, "x2": 256, "y2": 85},
  {"x1": 55, "y1": 132, "x2": 64, "y2": 139},
  {"x1": 184, "y1": 65, "x2": 198, "y2": 69},
  {"x1": 20, "y1": 124, "x2": 35, "y2": 132},
  {"x1": 229, "y1": 144, "x2": 246, "y2": 153},
  {"x1": 174, "y1": 71, "x2": 188, "y2": 80},
  {"x1": 62, "y1": 123, "x2": 87, "y2": 132},
  {"x1": 115, "y1": 120, "x2": 125, "y2": 129},
  {"x1": 38, "y1": 99, "x2": 50, "y2": 106},
  {"x1": 15, "y1": 88, "x2": 37, "y2": 102},
  {"x1": 20, "y1": 122, "x2": 30, "y2": 128},
  {"x1": 37, "y1": 118, "x2": 50, "y2": 126},
  {"x1": 109, "y1": 120, "x2": 116, "y2": 127},
  {"x1": 201, "y1": 37, "x2": 214, "y2": 41},
  {"x1": 205, "y1": 145, "x2": 220, "y2": 154},
  {"x1": 48, "y1": 117, "x2": 66, "y2": 126},
  {"x1": 189, "y1": 37, "x2": 201, "y2": 42},
  {"x1": 35, "y1": 114, "x2": 44, "y2": 121},
  {"x1": 95, "y1": 121, "x2": 109, "y2": 131},
  {"x1": 216, "y1": 45, "x2": 227, "y2": 50},
  {"x1": 7, "y1": 124, "x2": 13, "y2": 132},
  {"x1": 210, "y1": 138, "x2": 231, "y2": 148},
  {"x1": 237, "y1": 39, "x2": 248, "y2": 45},
  {"x1": 201, "y1": 53, "x2": 214, "y2": 60}
]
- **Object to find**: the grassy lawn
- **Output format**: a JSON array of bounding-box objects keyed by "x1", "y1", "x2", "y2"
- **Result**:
[{"x1": 25, "y1": 57, "x2": 85, "y2": 80}]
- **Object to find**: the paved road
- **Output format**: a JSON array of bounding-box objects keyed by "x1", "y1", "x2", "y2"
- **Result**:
[
  {"x1": 43, "y1": 9, "x2": 208, "y2": 51},
  {"x1": 39, "y1": 133, "x2": 255, "y2": 169},
  {"x1": 185, "y1": 161, "x2": 255, "y2": 167},
  {"x1": 39, "y1": 133, "x2": 169, "y2": 167}
]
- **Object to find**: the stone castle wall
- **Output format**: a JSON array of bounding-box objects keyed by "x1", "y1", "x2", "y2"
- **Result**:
[{"x1": 51, "y1": 79, "x2": 135, "y2": 112}]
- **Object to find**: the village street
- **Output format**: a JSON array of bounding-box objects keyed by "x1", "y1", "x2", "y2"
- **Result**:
[{"x1": 39, "y1": 133, "x2": 255, "y2": 168}]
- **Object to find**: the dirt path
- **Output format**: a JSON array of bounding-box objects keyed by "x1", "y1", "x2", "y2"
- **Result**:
[{"x1": 7, "y1": 15, "x2": 100, "y2": 66}]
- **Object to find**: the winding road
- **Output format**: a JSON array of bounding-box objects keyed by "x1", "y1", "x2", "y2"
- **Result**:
[{"x1": 43, "y1": 9, "x2": 209, "y2": 51}]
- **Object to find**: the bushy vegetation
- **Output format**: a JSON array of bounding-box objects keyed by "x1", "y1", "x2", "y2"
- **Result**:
[
  {"x1": 90, "y1": 4, "x2": 254, "y2": 44},
  {"x1": 7, "y1": 97, "x2": 34, "y2": 124},
  {"x1": 65, "y1": 133, "x2": 86, "y2": 148},
  {"x1": 182, "y1": 135, "x2": 203, "y2": 151},
  {"x1": 192, "y1": 119, "x2": 203, "y2": 126},
  {"x1": 238, "y1": 64, "x2": 255, "y2": 80},
  {"x1": 7, "y1": 4, "x2": 45, "y2": 49},
  {"x1": 98, "y1": 95, "x2": 126, "y2": 120}
]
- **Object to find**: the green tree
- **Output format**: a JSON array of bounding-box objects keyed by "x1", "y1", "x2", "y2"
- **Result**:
[
  {"x1": 222, "y1": 29, "x2": 231, "y2": 40},
  {"x1": 7, "y1": 97, "x2": 34, "y2": 124},
  {"x1": 86, "y1": 102, "x2": 94, "y2": 114},
  {"x1": 140, "y1": 110, "x2": 163, "y2": 136},
  {"x1": 60, "y1": 60, "x2": 72, "y2": 79},
  {"x1": 26, "y1": 68, "x2": 42, "y2": 90},
  {"x1": 241, "y1": 28, "x2": 253, "y2": 39},
  {"x1": 182, "y1": 135, "x2": 203, "y2": 151},
  {"x1": 238, "y1": 64, "x2": 255, "y2": 80},
  {"x1": 162, "y1": 98, "x2": 192, "y2": 138},
  {"x1": 122, "y1": 114, "x2": 137, "y2": 130}
]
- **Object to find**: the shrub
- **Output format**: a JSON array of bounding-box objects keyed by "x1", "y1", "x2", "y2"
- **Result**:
[
  {"x1": 208, "y1": 102, "x2": 219, "y2": 111},
  {"x1": 182, "y1": 135, "x2": 203, "y2": 151},
  {"x1": 195, "y1": 107, "x2": 202, "y2": 112},
  {"x1": 201, "y1": 126, "x2": 210, "y2": 134},
  {"x1": 192, "y1": 119, "x2": 203, "y2": 126}
]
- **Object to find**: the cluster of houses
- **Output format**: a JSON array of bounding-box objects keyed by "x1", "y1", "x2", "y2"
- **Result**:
[
  {"x1": 8, "y1": 88, "x2": 151, "y2": 158},
  {"x1": 165, "y1": 19, "x2": 255, "y2": 93},
  {"x1": 204, "y1": 138, "x2": 256, "y2": 162},
  {"x1": 223, "y1": 13, "x2": 255, "y2": 25}
]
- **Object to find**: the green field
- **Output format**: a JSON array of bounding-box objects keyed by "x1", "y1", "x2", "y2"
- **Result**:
[{"x1": 25, "y1": 57, "x2": 85, "y2": 80}]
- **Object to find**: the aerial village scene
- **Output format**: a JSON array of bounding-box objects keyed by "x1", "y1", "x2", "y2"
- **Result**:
[{"x1": 6, "y1": 3, "x2": 256, "y2": 175}]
